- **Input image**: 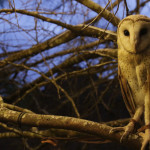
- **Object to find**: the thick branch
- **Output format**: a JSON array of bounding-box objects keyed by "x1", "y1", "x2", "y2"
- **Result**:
[
  {"x1": 0, "y1": 30, "x2": 76, "y2": 67},
  {"x1": 0, "y1": 26, "x2": 116, "y2": 68},
  {"x1": 0, "y1": 107, "x2": 142, "y2": 149},
  {"x1": 0, "y1": 39, "x2": 114, "y2": 78},
  {"x1": 76, "y1": 0, "x2": 120, "y2": 26},
  {"x1": 0, "y1": 118, "x2": 130, "y2": 140}
]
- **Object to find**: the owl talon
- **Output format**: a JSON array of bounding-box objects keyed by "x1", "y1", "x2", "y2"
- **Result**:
[
  {"x1": 109, "y1": 127, "x2": 125, "y2": 134},
  {"x1": 140, "y1": 129, "x2": 150, "y2": 150},
  {"x1": 110, "y1": 127, "x2": 131, "y2": 142},
  {"x1": 110, "y1": 122, "x2": 134, "y2": 143},
  {"x1": 120, "y1": 130, "x2": 130, "y2": 143}
]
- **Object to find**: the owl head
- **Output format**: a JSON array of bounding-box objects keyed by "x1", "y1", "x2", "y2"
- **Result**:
[{"x1": 117, "y1": 15, "x2": 150, "y2": 54}]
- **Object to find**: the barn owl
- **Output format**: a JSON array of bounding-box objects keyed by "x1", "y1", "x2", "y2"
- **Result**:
[{"x1": 110, "y1": 15, "x2": 150, "y2": 150}]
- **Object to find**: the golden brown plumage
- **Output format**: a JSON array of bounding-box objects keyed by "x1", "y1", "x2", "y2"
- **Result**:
[{"x1": 110, "y1": 15, "x2": 150, "y2": 150}]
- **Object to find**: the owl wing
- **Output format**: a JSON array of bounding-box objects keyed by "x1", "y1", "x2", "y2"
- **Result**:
[{"x1": 118, "y1": 66, "x2": 136, "y2": 117}]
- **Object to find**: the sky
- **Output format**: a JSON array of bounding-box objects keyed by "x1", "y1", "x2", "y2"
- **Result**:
[{"x1": 0, "y1": 0, "x2": 150, "y2": 83}]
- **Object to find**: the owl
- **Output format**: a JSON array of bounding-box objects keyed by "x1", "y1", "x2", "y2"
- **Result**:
[{"x1": 110, "y1": 15, "x2": 150, "y2": 150}]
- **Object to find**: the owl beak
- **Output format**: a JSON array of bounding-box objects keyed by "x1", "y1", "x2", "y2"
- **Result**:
[
  {"x1": 135, "y1": 42, "x2": 138, "y2": 52},
  {"x1": 134, "y1": 38, "x2": 139, "y2": 53}
]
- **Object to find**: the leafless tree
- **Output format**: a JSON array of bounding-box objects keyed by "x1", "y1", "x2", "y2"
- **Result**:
[{"x1": 0, "y1": 0, "x2": 148, "y2": 149}]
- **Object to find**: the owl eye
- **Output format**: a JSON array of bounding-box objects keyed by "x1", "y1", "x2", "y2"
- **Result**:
[
  {"x1": 139, "y1": 28, "x2": 147, "y2": 37},
  {"x1": 124, "y1": 30, "x2": 130, "y2": 36}
]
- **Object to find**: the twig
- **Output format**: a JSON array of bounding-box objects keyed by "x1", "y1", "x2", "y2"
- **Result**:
[
  {"x1": 124, "y1": 0, "x2": 130, "y2": 16},
  {"x1": 81, "y1": 0, "x2": 111, "y2": 30},
  {"x1": 6, "y1": 61, "x2": 80, "y2": 118}
]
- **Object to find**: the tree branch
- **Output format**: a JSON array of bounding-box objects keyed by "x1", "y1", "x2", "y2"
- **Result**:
[
  {"x1": 75, "y1": 0, "x2": 120, "y2": 26},
  {"x1": 0, "y1": 25, "x2": 116, "y2": 68},
  {"x1": 0, "y1": 106, "x2": 142, "y2": 149},
  {"x1": 5, "y1": 48, "x2": 117, "y2": 102}
]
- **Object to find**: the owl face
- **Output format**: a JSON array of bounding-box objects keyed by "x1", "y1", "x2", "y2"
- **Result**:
[{"x1": 117, "y1": 15, "x2": 150, "y2": 54}]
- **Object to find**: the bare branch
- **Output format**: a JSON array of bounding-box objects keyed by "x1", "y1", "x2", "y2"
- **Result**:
[
  {"x1": 0, "y1": 107, "x2": 142, "y2": 149},
  {"x1": 0, "y1": 26, "x2": 116, "y2": 68},
  {"x1": 75, "y1": 0, "x2": 120, "y2": 26}
]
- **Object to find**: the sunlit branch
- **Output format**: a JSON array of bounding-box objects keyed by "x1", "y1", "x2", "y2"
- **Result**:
[
  {"x1": 0, "y1": 26, "x2": 116, "y2": 68},
  {"x1": 75, "y1": 0, "x2": 120, "y2": 26},
  {"x1": 0, "y1": 39, "x2": 113, "y2": 78},
  {"x1": 0, "y1": 106, "x2": 142, "y2": 149}
]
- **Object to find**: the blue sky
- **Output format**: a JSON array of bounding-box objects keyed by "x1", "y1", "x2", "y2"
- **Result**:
[{"x1": 0, "y1": 0, "x2": 150, "y2": 83}]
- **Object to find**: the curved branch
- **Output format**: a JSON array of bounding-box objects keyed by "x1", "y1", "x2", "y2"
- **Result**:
[
  {"x1": 0, "y1": 107, "x2": 142, "y2": 149},
  {"x1": 0, "y1": 9, "x2": 75, "y2": 29},
  {"x1": 0, "y1": 118, "x2": 130, "y2": 140},
  {"x1": 75, "y1": 0, "x2": 120, "y2": 26},
  {"x1": 5, "y1": 48, "x2": 117, "y2": 102},
  {"x1": 0, "y1": 25, "x2": 116, "y2": 68},
  {"x1": 0, "y1": 39, "x2": 114, "y2": 78},
  {"x1": 0, "y1": 30, "x2": 76, "y2": 68},
  {"x1": 0, "y1": 0, "x2": 121, "y2": 28}
]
